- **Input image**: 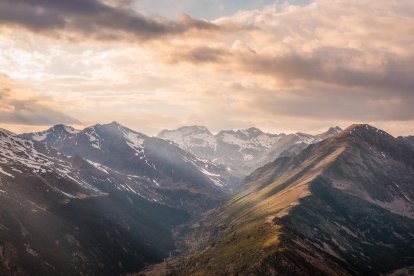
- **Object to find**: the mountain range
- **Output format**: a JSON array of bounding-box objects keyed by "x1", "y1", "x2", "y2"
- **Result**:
[
  {"x1": 157, "y1": 126, "x2": 342, "y2": 177},
  {"x1": 1, "y1": 122, "x2": 413, "y2": 275},
  {"x1": 22, "y1": 122, "x2": 234, "y2": 213}
]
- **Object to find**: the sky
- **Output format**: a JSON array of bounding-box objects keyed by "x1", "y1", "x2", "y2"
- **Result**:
[{"x1": 0, "y1": 0, "x2": 413, "y2": 136}]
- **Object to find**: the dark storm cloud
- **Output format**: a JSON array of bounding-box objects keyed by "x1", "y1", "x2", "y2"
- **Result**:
[{"x1": 0, "y1": 0, "x2": 221, "y2": 41}]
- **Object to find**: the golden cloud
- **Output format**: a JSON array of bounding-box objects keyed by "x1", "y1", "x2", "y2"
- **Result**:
[{"x1": 0, "y1": 73, "x2": 81, "y2": 126}]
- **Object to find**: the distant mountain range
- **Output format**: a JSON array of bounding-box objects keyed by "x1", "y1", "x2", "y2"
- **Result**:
[
  {"x1": 169, "y1": 124, "x2": 414, "y2": 275},
  {"x1": 1, "y1": 123, "x2": 413, "y2": 275},
  {"x1": 158, "y1": 126, "x2": 342, "y2": 177}
]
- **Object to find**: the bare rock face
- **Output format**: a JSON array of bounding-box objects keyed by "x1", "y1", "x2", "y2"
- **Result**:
[{"x1": 173, "y1": 124, "x2": 414, "y2": 275}]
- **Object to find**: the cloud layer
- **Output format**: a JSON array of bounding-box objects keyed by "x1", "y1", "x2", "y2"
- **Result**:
[
  {"x1": 0, "y1": 0, "x2": 413, "y2": 135},
  {"x1": 161, "y1": 0, "x2": 414, "y2": 126}
]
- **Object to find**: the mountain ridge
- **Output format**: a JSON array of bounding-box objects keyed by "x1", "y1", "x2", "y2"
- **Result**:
[{"x1": 165, "y1": 124, "x2": 414, "y2": 275}]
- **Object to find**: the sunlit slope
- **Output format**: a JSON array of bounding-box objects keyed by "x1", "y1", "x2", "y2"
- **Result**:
[{"x1": 176, "y1": 124, "x2": 414, "y2": 275}]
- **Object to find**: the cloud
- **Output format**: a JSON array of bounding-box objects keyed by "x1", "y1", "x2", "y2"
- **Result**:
[
  {"x1": 0, "y1": 0, "x2": 227, "y2": 42},
  {"x1": 235, "y1": 50, "x2": 414, "y2": 93},
  {"x1": 154, "y1": 0, "x2": 414, "y2": 126},
  {"x1": 0, "y1": 73, "x2": 81, "y2": 126},
  {"x1": 167, "y1": 46, "x2": 229, "y2": 64},
  {"x1": 169, "y1": 0, "x2": 414, "y2": 92},
  {"x1": 0, "y1": 0, "x2": 413, "y2": 136},
  {"x1": 137, "y1": 0, "x2": 284, "y2": 20},
  {"x1": 247, "y1": 84, "x2": 414, "y2": 121}
]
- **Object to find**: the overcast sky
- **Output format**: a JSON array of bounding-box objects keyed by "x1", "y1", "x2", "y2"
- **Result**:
[{"x1": 0, "y1": 0, "x2": 413, "y2": 136}]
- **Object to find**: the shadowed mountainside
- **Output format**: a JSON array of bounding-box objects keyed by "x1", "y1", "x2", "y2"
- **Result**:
[{"x1": 0, "y1": 129, "x2": 190, "y2": 275}]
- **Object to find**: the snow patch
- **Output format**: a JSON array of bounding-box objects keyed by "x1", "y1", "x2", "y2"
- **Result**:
[
  {"x1": 31, "y1": 132, "x2": 47, "y2": 142},
  {"x1": 0, "y1": 166, "x2": 14, "y2": 178},
  {"x1": 84, "y1": 129, "x2": 102, "y2": 149},
  {"x1": 86, "y1": 160, "x2": 109, "y2": 174},
  {"x1": 243, "y1": 154, "x2": 254, "y2": 161},
  {"x1": 121, "y1": 129, "x2": 145, "y2": 156},
  {"x1": 64, "y1": 126, "x2": 80, "y2": 134}
]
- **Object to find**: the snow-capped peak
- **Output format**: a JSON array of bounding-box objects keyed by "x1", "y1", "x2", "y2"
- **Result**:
[
  {"x1": 159, "y1": 125, "x2": 212, "y2": 137},
  {"x1": 21, "y1": 124, "x2": 80, "y2": 142},
  {"x1": 51, "y1": 124, "x2": 80, "y2": 134},
  {"x1": 158, "y1": 125, "x2": 216, "y2": 151},
  {"x1": 236, "y1": 127, "x2": 264, "y2": 138}
]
